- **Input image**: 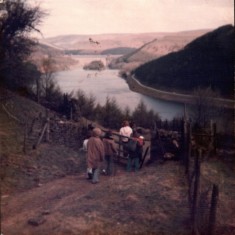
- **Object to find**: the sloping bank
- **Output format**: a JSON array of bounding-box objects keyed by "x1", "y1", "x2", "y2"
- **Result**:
[{"x1": 126, "y1": 75, "x2": 234, "y2": 109}]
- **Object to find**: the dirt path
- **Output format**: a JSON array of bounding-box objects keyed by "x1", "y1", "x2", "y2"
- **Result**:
[
  {"x1": 1, "y1": 162, "x2": 191, "y2": 235},
  {"x1": 1, "y1": 173, "x2": 110, "y2": 235}
]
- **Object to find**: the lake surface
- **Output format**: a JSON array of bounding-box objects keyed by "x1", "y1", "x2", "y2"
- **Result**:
[{"x1": 56, "y1": 56, "x2": 184, "y2": 120}]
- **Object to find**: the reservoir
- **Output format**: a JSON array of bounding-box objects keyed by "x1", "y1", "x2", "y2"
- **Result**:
[{"x1": 56, "y1": 55, "x2": 184, "y2": 120}]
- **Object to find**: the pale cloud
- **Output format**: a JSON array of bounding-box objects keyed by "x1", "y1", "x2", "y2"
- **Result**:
[{"x1": 31, "y1": 0, "x2": 234, "y2": 38}]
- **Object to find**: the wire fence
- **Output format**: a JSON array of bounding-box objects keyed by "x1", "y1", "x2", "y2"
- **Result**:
[
  {"x1": 1, "y1": 98, "x2": 222, "y2": 235},
  {"x1": 182, "y1": 120, "x2": 219, "y2": 235}
]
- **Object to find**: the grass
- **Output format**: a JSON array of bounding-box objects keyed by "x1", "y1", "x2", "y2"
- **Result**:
[{"x1": 1, "y1": 89, "x2": 234, "y2": 235}]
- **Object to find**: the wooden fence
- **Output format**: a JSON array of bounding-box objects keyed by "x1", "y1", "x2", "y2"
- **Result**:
[
  {"x1": 25, "y1": 116, "x2": 150, "y2": 169},
  {"x1": 148, "y1": 118, "x2": 220, "y2": 235},
  {"x1": 2, "y1": 100, "x2": 220, "y2": 235},
  {"x1": 182, "y1": 120, "x2": 219, "y2": 235},
  {"x1": 101, "y1": 129, "x2": 150, "y2": 169}
]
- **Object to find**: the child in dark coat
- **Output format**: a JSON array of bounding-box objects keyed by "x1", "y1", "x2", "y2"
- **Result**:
[
  {"x1": 102, "y1": 130, "x2": 117, "y2": 175},
  {"x1": 127, "y1": 130, "x2": 144, "y2": 172}
]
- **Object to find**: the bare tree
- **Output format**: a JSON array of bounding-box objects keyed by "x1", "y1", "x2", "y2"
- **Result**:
[
  {"x1": 40, "y1": 56, "x2": 58, "y2": 101},
  {"x1": 0, "y1": 0, "x2": 46, "y2": 88},
  {"x1": 191, "y1": 87, "x2": 221, "y2": 128}
]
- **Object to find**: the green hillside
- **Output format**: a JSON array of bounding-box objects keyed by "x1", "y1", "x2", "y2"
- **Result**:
[{"x1": 132, "y1": 25, "x2": 234, "y2": 99}]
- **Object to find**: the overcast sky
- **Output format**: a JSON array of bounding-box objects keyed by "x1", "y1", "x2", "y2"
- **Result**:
[{"x1": 32, "y1": 0, "x2": 234, "y2": 38}]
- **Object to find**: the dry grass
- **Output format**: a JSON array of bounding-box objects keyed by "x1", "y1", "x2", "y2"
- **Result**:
[{"x1": 1, "y1": 90, "x2": 234, "y2": 235}]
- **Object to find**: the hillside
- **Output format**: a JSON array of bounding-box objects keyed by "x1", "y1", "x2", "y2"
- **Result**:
[
  {"x1": 109, "y1": 29, "x2": 210, "y2": 71},
  {"x1": 42, "y1": 32, "x2": 178, "y2": 54},
  {"x1": 0, "y1": 89, "x2": 84, "y2": 193},
  {"x1": 1, "y1": 89, "x2": 235, "y2": 235},
  {"x1": 132, "y1": 25, "x2": 234, "y2": 99},
  {"x1": 29, "y1": 42, "x2": 78, "y2": 71},
  {"x1": 42, "y1": 30, "x2": 208, "y2": 54}
]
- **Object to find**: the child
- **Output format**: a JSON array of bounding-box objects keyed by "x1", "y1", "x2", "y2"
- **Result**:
[
  {"x1": 102, "y1": 130, "x2": 117, "y2": 176},
  {"x1": 127, "y1": 130, "x2": 144, "y2": 172}
]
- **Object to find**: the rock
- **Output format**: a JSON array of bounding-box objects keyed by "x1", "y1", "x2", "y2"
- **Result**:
[
  {"x1": 28, "y1": 216, "x2": 46, "y2": 226},
  {"x1": 41, "y1": 210, "x2": 51, "y2": 215}
]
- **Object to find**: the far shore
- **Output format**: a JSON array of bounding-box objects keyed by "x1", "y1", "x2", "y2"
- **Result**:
[{"x1": 126, "y1": 75, "x2": 234, "y2": 110}]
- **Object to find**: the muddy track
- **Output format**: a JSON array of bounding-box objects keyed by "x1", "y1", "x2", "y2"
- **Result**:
[{"x1": 1, "y1": 162, "x2": 191, "y2": 235}]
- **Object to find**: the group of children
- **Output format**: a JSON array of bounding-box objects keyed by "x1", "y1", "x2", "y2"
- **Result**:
[{"x1": 82, "y1": 120, "x2": 145, "y2": 184}]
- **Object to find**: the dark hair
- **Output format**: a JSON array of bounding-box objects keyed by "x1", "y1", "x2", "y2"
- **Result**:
[
  {"x1": 132, "y1": 130, "x2": 139, "y2": 138},
  {"x1": 88, "y1": 123, "x2": 95, "y2": 130},
  {"x1": 122, "y1": 120, "x2": 129, "y2": 126},
  {"x1": 104, "y1": 130, "x2": 113, "y2": 139}
]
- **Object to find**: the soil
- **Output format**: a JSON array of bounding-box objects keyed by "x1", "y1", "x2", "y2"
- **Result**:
[
  {"x1": 1, "y1": 89, "x2": 235, "y2": 235},
  {"x1": 1, "y1": 158, "x2": 192, "y2": 235},
  {"x1": 1, "y1": 152, "x2": 235, "y2": 235}
]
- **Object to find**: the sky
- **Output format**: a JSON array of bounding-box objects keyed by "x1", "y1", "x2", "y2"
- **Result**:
[{"x1": 31, "y1": 0, "x2": 234, "y2": 38}]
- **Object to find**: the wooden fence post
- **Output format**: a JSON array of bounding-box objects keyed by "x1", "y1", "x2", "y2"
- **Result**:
[
  {"x1": 139, "y1": 146, "x2": 149, "y2": 169},
  {"x1": 212, "y1": 123, "x2": 217, "y2": 155},
  {"x1": 46, "y1": 118, "x2": 50, "y2": 142},
  {"x1": 185, "y1": 122, "x2": 191, "y2": 176},
  {"x1": 181, "y1": 119, "x2": 185, "y2": 163},
  {"x1": 208, "y1": 184, "x2": 219, "y2": 235},
  {"x1": 181, "y1": 117, "x2": 189, "y2": 174},
  {"x1": 23, "y1": 122, "x2": 28, "y2": 154},
  {"x1": 191, "y1": 150, "x2": 201, "y2": 235},
  {"x1": 35, "y1": 122, "x2": 48, "y2": 149}
]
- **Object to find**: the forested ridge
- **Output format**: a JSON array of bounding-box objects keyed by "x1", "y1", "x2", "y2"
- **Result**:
[{"x1": 132, "y1": 25, "x2": 234, "y2": 99}]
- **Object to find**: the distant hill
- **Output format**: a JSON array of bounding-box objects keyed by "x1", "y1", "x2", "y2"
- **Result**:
[
  {"x1": 30, "y1": 42, "x2": 78, "y2": 71},
  {"x1": 101, "y1": 47, "x2": 136, "y2": 55},
  {"x1": 132, "y1": 25, "x2": 234, "y2": 99},
  {"x1": 109, "y1": 29, "x2": 210, "y2": 71},
  {"x1": 42, "y1": 33, "x2": 174, "y2": 54}
]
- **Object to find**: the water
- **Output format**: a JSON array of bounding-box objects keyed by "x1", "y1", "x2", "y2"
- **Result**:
[{"x1": 55, "y1": 56, "x2": 184, "y2": 120}]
